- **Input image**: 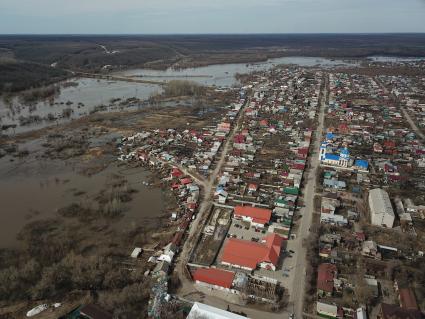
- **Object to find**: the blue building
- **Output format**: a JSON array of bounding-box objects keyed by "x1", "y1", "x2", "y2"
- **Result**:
[{"x1": 319, "y1": 142, "x2": 352, "y2": 168}]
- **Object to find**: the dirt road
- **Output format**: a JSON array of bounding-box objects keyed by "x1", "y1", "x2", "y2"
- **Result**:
[
  {"x1": 374, "y1": 76, "x2": 424, "y2": 141},
  {"x1": 175, "y1": 98, "x2": 249, "y2": 295},
  {"x1": 175, "y1": 74, "x2": 329, "y2": 318},
  {"x1": 400, "y1": 108, "x2": 425, "y2": 140}
]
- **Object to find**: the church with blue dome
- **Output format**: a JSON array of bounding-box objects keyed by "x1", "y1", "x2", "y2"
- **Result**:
[
  {"x1": 319, "y1": 132, "x2": 369, "y2": 171},
  {"x1": 319, "y1": 142, "x2": 353, "y2": 168}
]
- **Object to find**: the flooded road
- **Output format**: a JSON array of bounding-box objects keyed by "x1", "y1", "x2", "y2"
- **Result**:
[{"x1": 0, "y1": 154, "x2": 165, "y2": 248}]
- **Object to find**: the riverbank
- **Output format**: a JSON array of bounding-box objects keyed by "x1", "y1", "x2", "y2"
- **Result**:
[{"x1": 0, "y1": 115, "x2": 184, "y2": 318}]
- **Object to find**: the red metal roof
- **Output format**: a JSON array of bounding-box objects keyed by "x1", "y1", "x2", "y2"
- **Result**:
[
  {"x1": 259, "y1": 119, "x2": 268, "y2": 126},
  {"x1": 399, "y1": 288, "x2": 419, "y2": 310},
  {"x1": 234, "y1": 206, "x2": 272, "y2": 225},
  {"x1": 234, "y1": 134, "x2": 245, "y2": 143},
  {"x1": 380, "y1": 303, "x2": 423, "y2": 319},
  {"x1": 180, "y1": 177, "x2": 193, "y2": 185},
  {"x1": 292, "y1": 163, "x2": 305, "y2": 170},
  {"x1": 192, "y1": 268, "x2": 235, "y2": 289},
  {"x1": 317, "y1": 263, "x2": 337, "y2": 293},
  {"x1": 298, "y1": 147, "x2": 309, "y2": 155},
  {"x1": 171, "y1": 167, "x2": 183, "y2": 178},
  {"x1": 221, "y1": 234, "x2": 283, "y2": 270},
  {"x1": 172, "y1": 232, "x2": 183, "y2": 246}
]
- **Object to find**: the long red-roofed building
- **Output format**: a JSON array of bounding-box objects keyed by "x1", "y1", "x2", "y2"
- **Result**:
[
  {"x1": 233, "y1": 206, "x2": 272, "y2": 227},
  {"x1": 192, "y1": 268, "x2": 235, "y2": 290},
  {"x1": 317, "y1": 263, "x2": 337, "y2": 297},
  {"x1": 221, "y1": 233, "x2": 284, "y2": 271}
]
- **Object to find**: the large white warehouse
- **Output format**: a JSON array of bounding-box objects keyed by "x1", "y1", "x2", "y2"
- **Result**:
[{"x1": 368, "y1": 188, "x2": 395, "y2": 228}]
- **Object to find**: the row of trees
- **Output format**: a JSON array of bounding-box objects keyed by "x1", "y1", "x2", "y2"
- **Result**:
[
  {"x1": 303, "y1": 224, "x2": 321, "y2": 309},
  {"x1": 0, "y1": 253, "x2": 148, "y2": 302}
]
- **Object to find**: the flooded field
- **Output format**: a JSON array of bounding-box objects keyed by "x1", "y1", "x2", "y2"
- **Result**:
[
  {"x1": 117, "y1": 56, "x2": 359, "y2": 87},
  {"x1": 0, "y1": 56, "x2": 358, "y2": 135},
  {"x1": 368, "y1": 56, "x2": 425, "y2": 62},
  {"x1": 0, "y1": 78, "x2": 161, "y2": 134},
  {"x1": 0, "y1": 154, "x2": 164, "y2": 248}
]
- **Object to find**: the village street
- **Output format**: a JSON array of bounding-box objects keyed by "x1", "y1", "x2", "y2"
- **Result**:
[
  {"x1": 174, "y1": 97, "x2": 250, "y2": 297},
  {"x1": 400, "y1": 108, "x2": 425, "y2": 141},
  {"x1": 374, "y1": 76, "x2": 424, "y2": 141},
  {"x1": 174, "y1": 74, "x2": 329, "y2": 319},
  {"x1": 289, "y1": 74, "x2": 328, "y2": 318}
]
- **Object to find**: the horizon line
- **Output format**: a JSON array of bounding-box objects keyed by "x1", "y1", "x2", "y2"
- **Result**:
[{"x1": 1, "y1": 32, "x2": 425, "y2": 37}]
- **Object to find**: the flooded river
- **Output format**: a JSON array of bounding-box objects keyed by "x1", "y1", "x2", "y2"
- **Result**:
[
  {"x1": 368, "y1": 56, "x2": 425, "y2": 62},
  {"x1": 0, "y1": 56, "x2": 357, "y2": 135},
  {"x1": 117, "y1": 56, "x2": 359, "y2": 87},
  {"x1": 0, "y1": 78, "x2": 161, "y2": 134},
  {"x1": 0, "y1": 154, "x2": 164, "y2": 248}
]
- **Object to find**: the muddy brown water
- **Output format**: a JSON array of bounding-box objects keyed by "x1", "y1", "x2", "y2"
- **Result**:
[{"x1": 0, "y1": 154, "x2": 164, "y2": 249}]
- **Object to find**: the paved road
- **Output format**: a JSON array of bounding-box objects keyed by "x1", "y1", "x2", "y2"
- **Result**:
[
  {"x1": 290, "y1": 74, "x2": 328, "y2": 318},
  {"x1": 174, "y1": 74, "x2": 329, "y2": 319}
]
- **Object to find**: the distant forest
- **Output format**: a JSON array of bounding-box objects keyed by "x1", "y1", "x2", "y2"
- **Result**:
[
  {"x1": 1, "y1": 34, "x2": 425, "y2": 93},
  {"x1": 0, "y1": 61, "x2": 69, "y2": 93}
]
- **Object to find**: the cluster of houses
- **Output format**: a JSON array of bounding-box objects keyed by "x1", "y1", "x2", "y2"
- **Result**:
[
  {"x1": 135, "y1": 91, "x2": 248, "y2": 319},
  {"x1": 377, "y1": 73, "x2": 425, "y2": 133},
  {"x1": 145, "y1": 166, "x2": 203, "y2": 318},
  {"x1": 187, "y1": 68, "x2": 323, "y2": 304},
  {"x1": 117, "y1": 96, "x2": 245, "y2": 178},
  {"x1": 314, "y1": 71, "x2": 425, "y2": 319},
  {"x1": 117, "y1": 64, "x2": 425, "y2": 318}
]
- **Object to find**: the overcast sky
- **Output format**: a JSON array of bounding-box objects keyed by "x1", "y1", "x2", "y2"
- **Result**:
[{"x1": 1, "y1": 0, "x2": 425, "y2": 34}]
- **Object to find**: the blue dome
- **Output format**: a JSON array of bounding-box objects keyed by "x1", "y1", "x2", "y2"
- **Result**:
[
  {"x1": 340, "y1": 147, "x2": 350, "y2": 159},
  {"x1": 326, "y1": 132, "x2": 334, "y2": 140}
]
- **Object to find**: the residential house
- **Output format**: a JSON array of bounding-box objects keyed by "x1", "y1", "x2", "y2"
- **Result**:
[
  {"x1": 377, "y1": 303, "x2": 424, "y2": 319},
  {"x1": 233, "y1": 206, "x2": 272, "y2": 228},
  {"x1": 317, "y1": 263, "x2": 337, "y2": 297}
]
